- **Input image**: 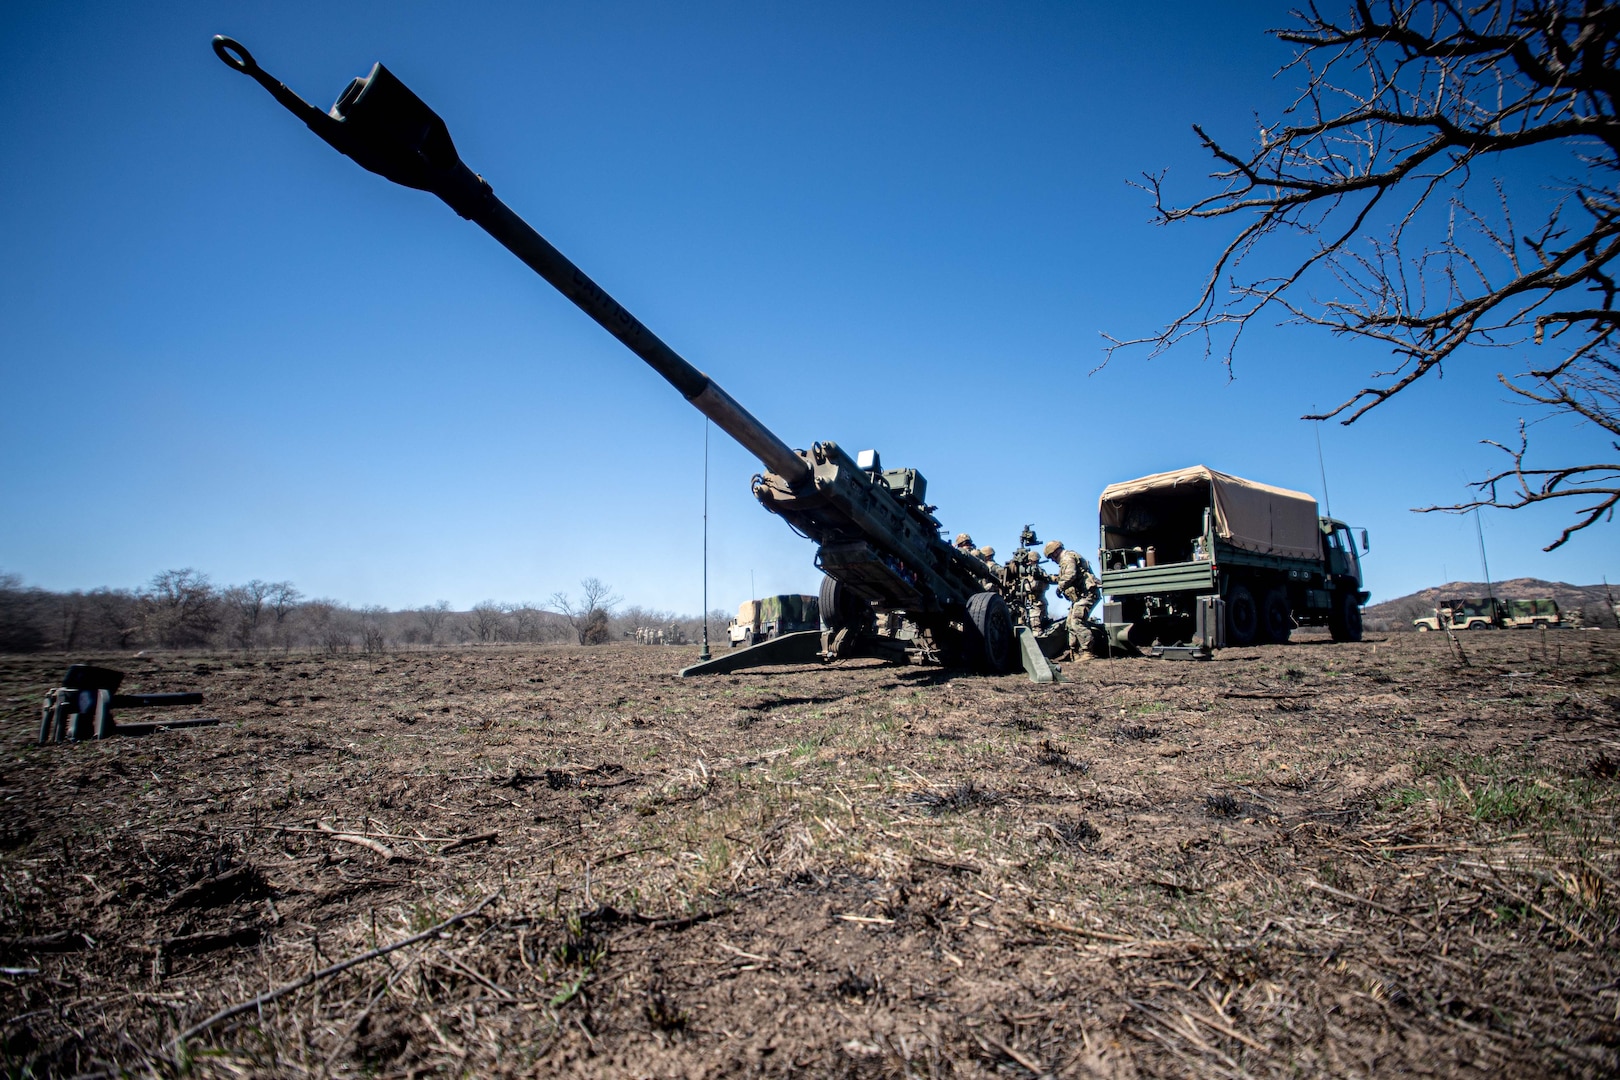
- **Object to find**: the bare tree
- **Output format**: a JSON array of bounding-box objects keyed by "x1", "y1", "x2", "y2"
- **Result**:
[
  {"x1": 417, "y1": 599, "x2": 451, "y2": 645},
  {"x1": 301, "y1": 599, "x2": 353, "y2": 654},
  {"x1": 1114, "y1": 1, "x2": 1619, "y2": 548},
  {"x1": 267, "y1": 581, "x2": 302, "y2": 652},
  {"x1": 87, "y1": 587, "x2": 141, "y2": 649},
  {"x1": 53, "y1": 591, "x2": 86, "y2": 651},
  {"x1": 470, "y1": 600, "x2": 507, "y2": 643},
  {"x1": 0, "y1": 572, "x2": 46, "y2": 653},
  {"x1": 142, "y1": 569, "x2": 219, "y2": 649},
  {"x1": 224, "y1": 579, "x2": 272, "y2": 650},
  {"x1": 359, "y1": 605, "x2": 388, "y2": 653},
  {"x1": 506, "y1": 602, "x2": 543, "y2": 642},
  {"x1": 550, "y1": 578, "x2": 622, "y2": 645}
]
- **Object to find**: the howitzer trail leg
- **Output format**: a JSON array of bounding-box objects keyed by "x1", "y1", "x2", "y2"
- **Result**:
[
  {"x1": 93, "y1": 690, "x2": 116, "y2": 739},
  {"x1": 1016, "y1": 627, "x2": 1061, "y2": 684},
  {"x1": 70, "y1": 690, "x2": 98, "y2": 742},
  {"x1": 829, "y1": 633, "x2": 911, "y2": 665},
  {"x1": 679, "y1": 630, "x2": 824, "y2": 677},
  {"x1": 53, "y1": 692, "x2": 74, "y2": 743}
]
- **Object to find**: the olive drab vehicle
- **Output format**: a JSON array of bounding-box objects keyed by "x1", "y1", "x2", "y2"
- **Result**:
[
  {"x1": 728, "y1": 595, "x2": 820, "y2": 648},
  {"x1": 213, "y1": 37, "x2": 1041, "y2": 679},
  {"x1": 1097, "y1": 466, "x2": 1369, "y2": 650},
  {"x1": 1502, "y1": 598, "x2": 1562, "y2": 629}
]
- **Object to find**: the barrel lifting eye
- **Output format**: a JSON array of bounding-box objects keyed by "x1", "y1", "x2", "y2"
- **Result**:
[{"x1": 212, "y1": 35, "x2": 258, "y2": 75}]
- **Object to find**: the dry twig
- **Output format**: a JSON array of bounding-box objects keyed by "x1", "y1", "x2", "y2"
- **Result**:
[{"x1": 169, "y1": 890, "x2": 499, "y2": 1050}]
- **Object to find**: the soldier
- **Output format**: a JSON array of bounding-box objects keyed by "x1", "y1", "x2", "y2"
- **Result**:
[
  {"x1": 970, "y1": 546, "x2": 1003, "y2": 590},
  {"x1": 1010, "y1": 545, "x2": 1053, "y2": 630},
  {"x1": 1048, "y1": 539, "x2": 1102, "y2": 657},
  {"x1": 954, "y1": 533, "x2": 975, "y2": 555}
]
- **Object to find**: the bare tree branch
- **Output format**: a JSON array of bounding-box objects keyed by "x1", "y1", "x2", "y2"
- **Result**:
[{"x1": 1115, "y1": 0, "x2": 1620, "y2": 545}]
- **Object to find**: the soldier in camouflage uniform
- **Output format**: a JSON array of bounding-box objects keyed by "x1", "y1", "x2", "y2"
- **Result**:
[
  {"x1": 1009, "y1": 546, "x2": 1053, "y2": 630},
  {"x1": 1047, "y1": 539, "x2": 1101, "y2": 657},
  {"x1": 974, "y1": 546, "x2": 1005, "y2": 590},
  {"x1": 954, "y1": 533, "x2": 975, "y2": 555}
]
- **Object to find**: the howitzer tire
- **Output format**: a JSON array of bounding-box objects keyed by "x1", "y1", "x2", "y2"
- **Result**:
[
  {"x1": 1262, "y1": 587, "x2": 1292, "y2": 645},
  {"x1": 1225, "y1": 583, "x2": 1259, "y2": 647},
  {"x1": 819, "y1": 576, "x2": 868, "y2": 632},
  {"x1": 1329, "y1": 591, "x2": 1363, "y2": 643},
  {"x1": 965, "y1": 591, "x2": 1016, "y2": 674}
]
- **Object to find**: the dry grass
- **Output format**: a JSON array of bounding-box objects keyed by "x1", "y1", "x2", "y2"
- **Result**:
[{"x1": 0, "y1": 629, "x2": 1617, "y2": 1076}]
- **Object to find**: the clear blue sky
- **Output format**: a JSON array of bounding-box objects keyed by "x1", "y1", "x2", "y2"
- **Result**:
[{"x1": 1, "y1": 0, "x2": 1612, "y2": 613}]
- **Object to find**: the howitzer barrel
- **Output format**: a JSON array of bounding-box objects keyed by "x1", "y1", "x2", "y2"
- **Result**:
[{"x1": 212, "y1": 36, "x2": 809, "y2": 487}]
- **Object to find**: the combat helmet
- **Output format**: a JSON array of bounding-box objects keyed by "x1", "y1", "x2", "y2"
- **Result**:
[
  {"x1": 1043, "y1": 540, "x2": 1064, "y2": 559},
  {"x1": 954, "y1": 533, "x2": 974, "y2": 549}
]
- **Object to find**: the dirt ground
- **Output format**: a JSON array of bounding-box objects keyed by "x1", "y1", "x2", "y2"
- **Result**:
[{"x1": 1, "y1": 629, "x2": 1617, "y2": 1078}]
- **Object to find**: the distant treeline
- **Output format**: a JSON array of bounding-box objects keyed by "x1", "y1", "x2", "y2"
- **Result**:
[{"x1": 0, "y1": 570, "x2": 727, "y2": 654}]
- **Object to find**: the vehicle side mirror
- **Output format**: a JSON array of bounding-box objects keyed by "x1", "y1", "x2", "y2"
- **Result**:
[{"x1": 1359, "y1": 529, "x2": 1369, "y2": 553}]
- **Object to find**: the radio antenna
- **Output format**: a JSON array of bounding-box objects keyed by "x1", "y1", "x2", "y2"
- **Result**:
[
  {"x1": 699, "y1": 419, "x2": 711, "y2": 662},
  {"x1": 1313, "y1": 417, "x2": 1333, "y2": 518}
]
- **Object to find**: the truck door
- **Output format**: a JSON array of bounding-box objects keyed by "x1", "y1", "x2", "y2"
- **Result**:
[{"x1": 1326, "y1": 526, "x2": 1360, "y2": 582}]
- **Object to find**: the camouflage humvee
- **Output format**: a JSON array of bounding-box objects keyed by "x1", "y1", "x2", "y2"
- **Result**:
[{"x1": 1413, "y1": 597, "x2": 1501, "y2": 632}]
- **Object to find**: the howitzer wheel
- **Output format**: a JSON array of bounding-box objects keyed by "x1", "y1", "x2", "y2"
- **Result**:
[
  {"x1": 965, "y1": 591, "x2": 1016, "y2": 674},
  {"x1": 819, "y1": 576, "x2": 870, "y2": 632}
]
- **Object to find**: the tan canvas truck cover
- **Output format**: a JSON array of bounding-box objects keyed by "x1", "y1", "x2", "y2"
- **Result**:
[
  {"x1": 736, "y1": 600, "x2": 760, "y2": 627},
  {"x1": 1099, "y1": 465, "x2": 1323, "y2": 561}
]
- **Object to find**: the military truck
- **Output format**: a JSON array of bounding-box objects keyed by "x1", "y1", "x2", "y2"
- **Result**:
[
  {"x1": 1097, "y1": 466, "x2": 1369, "y2": 648},
  {"x1": 1413, "y1": 597, "x2": 1500, "y2": 631},
  {"x1": 729, "y1": 595, "x2": 821, "y2": 647},
  {"x1": 1415, "y1": 596, "x2": 1562, "y2": 631}
]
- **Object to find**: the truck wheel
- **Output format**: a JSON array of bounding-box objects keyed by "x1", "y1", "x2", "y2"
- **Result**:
[
  {"x1": 1416, "y1": 624, "x2": 1431, "y2": 632},
  {"x1": 1262, "y1": 587, "x2": 1292, "y2": 644},
  {"x1": 1225, "y1": 583, "x2": 1259, "y2": 647},
  {"x1": 1328, "y1": 591, "x2": 1363, "y2": 643},
  {"x1": 964, "y1": 591, "x2": 1015, "y2": 674},
  {"x1": 819, "y1": 576, "x2": 868, "y2": 631}
]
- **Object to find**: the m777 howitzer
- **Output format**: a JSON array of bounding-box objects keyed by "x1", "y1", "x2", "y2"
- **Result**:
[{"x1": 212, "y1": 37, "x2": 1057, "y2": 681}]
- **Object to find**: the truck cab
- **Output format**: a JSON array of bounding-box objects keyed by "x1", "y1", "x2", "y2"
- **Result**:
[{"x1": 1322, "y1": 519, "x2": 1365, "y2": 583}]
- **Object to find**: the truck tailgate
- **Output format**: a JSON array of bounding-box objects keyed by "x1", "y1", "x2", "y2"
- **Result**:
[{"x1": 1102, "y1": 561, "x2": 1218, "y2": 596}]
